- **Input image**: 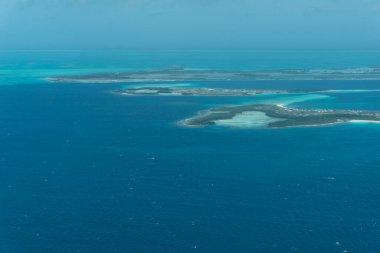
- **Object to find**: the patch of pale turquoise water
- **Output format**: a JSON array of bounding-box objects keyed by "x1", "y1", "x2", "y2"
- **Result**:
[
  {"x1": 214, "y1": 111, "x2": 284, "y2": 128},
  {"x1": 292, "y1": 91, "x2": 380, "y2": 111},
  {"x1": 202, "y1": 93, "x2": 332, "y2": 108},
  {"x1": 255, "y1": 93, "x2": 331, "y2": 106}
]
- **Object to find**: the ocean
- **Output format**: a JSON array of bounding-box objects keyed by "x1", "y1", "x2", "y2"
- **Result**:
[{"x1": 1, "y1": 51, "x2": 380, "y2": 253}]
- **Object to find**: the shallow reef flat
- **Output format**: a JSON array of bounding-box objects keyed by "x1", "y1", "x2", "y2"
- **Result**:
[
  {"x1": 181, "y1": 104, "x2": 380, "y2": 129},
  {"x1": 47, "y1": 67, "x2": 380, "y2": 83}
]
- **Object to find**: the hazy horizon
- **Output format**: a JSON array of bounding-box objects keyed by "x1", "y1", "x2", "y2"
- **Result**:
[{"x1": 1, "y1": 0, "x2": 380, "y2": 50}]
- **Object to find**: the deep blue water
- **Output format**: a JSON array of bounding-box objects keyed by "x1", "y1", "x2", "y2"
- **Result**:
[{"x1": 1, "y1": 51, "x2": 380, "y2": 253}]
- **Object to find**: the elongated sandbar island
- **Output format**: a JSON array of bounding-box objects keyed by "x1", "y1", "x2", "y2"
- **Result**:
[{"x1": 117, "y1": 87, "x2": 289, "y2": 96}]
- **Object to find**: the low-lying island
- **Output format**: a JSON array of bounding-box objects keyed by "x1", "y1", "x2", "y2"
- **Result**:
[
  {"x1": 117, "y1": 86, "x2": 289, "y2": 96},
  {"x1": 181, "y1": 104, "x2": 380, "y2": 129},
  {"x1": 47, "y1": 67, "x2": 380, "y2": 83}
]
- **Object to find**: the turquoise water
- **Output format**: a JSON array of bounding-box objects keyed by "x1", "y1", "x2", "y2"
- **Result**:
[{"x1": 1, "y1": 51, "x2": 380, "y2": 253}]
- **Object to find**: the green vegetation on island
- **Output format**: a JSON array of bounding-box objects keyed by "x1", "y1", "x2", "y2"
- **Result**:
[{"x1": 181, "y1": 104, "x2": 380, "y2": 129}]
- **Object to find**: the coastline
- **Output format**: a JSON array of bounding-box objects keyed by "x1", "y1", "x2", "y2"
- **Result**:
[
  {"x1": 179, "y1": 104, "x2": 380, "y2": 130},
  {"x1": 47, "y1": 67, "x2": 380, "y2": 84}
]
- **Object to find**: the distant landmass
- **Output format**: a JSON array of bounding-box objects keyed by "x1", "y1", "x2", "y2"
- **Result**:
[{"x1": 47, "y1": 67, "x2": 380, "y2": 83}]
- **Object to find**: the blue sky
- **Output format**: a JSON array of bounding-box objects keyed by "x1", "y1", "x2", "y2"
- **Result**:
[{"x1": 0, "y1": 0, "x2": 380, "y2": 50}]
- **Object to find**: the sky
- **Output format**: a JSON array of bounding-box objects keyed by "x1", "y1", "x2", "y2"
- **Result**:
[{"x1": 0, "y1": 0, "x2": 380, "y2": 50}]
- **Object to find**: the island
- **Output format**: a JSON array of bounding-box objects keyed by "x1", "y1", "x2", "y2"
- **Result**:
[
  {"x1": 47, "y1": 67, "x2": 380, "y2": 83},
  {"x1": 181, "y1": 104, "x2": 380, "y2": 129},
  {"x1": 116, "y1": 86, "x2": 290, "y2": 96},
  {"x1": 47, "y1": 69, "x2": 380, "y2": 129}
]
